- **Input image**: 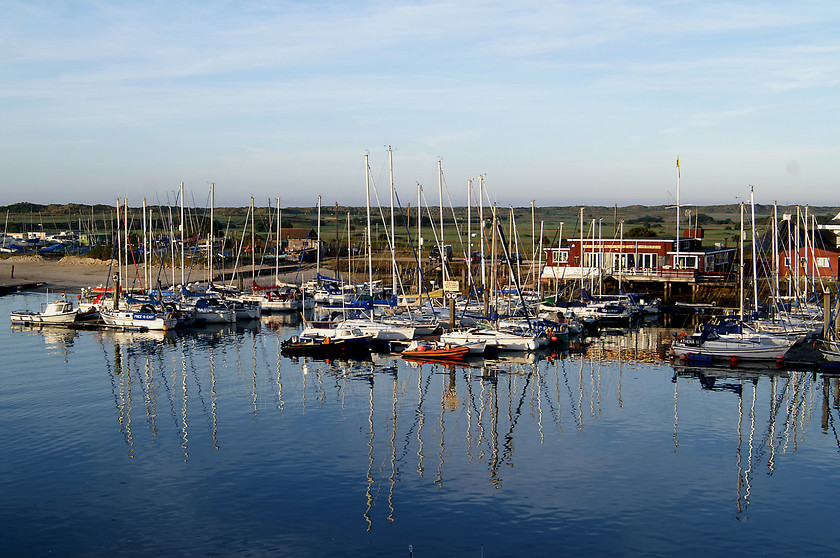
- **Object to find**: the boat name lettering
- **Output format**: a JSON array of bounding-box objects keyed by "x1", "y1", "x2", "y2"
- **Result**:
[{"x1": 132, "y1": 313, "x2": 157, "y2": 320}]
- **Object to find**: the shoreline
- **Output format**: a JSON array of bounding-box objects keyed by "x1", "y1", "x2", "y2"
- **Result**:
[
  {"x1": 0, "y1": 255, "x2": 114, "y2": 294},
  {"x1": 0, "y1": 255, "x2": 322, "y2": 295}
]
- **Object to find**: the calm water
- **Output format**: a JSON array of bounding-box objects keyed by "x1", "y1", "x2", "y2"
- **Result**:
[{"x1": 2, "y1": 292, "x2": 839, "y2": 557}]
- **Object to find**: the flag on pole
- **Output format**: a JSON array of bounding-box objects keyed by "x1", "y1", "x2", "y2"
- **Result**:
[{"x1": 676, "y1": 157, "x2": 680, "y2": 168}]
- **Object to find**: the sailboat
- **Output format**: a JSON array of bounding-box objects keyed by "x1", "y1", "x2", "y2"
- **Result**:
[{"x1": 672, "y1": 189, "x2": 796, "y2": 361}]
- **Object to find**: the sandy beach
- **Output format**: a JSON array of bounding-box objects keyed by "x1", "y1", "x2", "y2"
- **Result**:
[
  {"x1": 0, "y1": 255, "x2": 322, "y2": 295},
  {"x1": 0, "y1": 255, "x2": 115, "y2": 293}
]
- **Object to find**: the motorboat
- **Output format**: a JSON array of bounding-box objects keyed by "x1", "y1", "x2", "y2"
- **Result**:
[
  {"x1": 440, "y1": 327, "x2": 539, "y2": 352},
  {"x1": 10, "y1": 297, "x2": 80, "y2": 326},
  {"x1": 671, "y1": 329, "x2": 793, "y2": 360},
  {"x1": 281, "y1": 327, "x2": 372, "y2": 357}
]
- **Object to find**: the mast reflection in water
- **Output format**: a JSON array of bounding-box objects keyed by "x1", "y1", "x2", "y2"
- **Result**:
[{"x1": 2, "y1": 293, "x2": 840, "y2": 557}]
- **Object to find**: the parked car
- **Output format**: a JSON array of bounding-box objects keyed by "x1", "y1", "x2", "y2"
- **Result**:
[
  {"x1": 429, "y1": 244, "x2": 453, "y2": 262},
  {"x1": 462, "y1": 250, "x2": 481, "y2": 264}
]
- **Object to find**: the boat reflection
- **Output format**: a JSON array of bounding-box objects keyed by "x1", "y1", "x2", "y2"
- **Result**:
[
  {"x1": 77, "y1": 316, "x2": 840, "y2": 528},
  {"x1": 671, "y1": 363, "x2": 834, "y2": 519},
  {"x1": 11, "y1": 324, "x2": 80, "y2": 361}
]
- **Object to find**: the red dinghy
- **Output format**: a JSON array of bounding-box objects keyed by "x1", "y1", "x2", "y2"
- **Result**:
[{"x1": 401, "y1": 341, "x2": 470, "y2": 361}]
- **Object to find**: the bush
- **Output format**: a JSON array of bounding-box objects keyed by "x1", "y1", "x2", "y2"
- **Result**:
[{"x1": 85, "y1": 244, "x2": 115, "y2": 261}]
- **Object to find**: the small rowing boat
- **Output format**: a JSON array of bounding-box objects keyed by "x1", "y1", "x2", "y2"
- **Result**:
[{"x1": 401, "y1": 340, "x2": 470, "y2": 361}]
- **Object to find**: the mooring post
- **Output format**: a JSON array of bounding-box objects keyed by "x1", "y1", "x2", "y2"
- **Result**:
[{"x1": 10, "y1": 265, "x2": 14, "y2": 278}]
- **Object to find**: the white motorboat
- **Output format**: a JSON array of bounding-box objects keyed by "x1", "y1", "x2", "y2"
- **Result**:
[
  {"x1": 10, "y1": 297, "x2": 79, "y2": 326},
  {"x1": 440, "y1": 327, "x2": 539, "y2": 352},
  {"x1": 180, "y1": 297, "x2": 236, "y2": 324},
  {"x1": 337, "y1": 318, "x2": 416, "y2": 341},
  {"x1": 671, "y1": 330, "x2": 792, "y2": 360}
]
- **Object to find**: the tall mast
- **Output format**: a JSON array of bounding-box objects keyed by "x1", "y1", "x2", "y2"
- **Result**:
[
  {"x1": 773, "y1": 202, "x2": 779, "y2": 306},
  {"x1": 479, "y1": 175, "x2": 487, "y2": 310},
  {"x1": 267, "y1": 197, "x2": 272, "y2": 282},
  {"x1": 750, "y1": 186, "x2": 758, "y2": 315},
  {"x1": 598, "y1": 218, "x2": 603, "y2": 296},
  {"x1": 365, "y1": 154, "x2": 374, "y2": 316},
  {"x1": 316, "y1": 194, "x2": 322, "y2": 281},
  {"x1": 142, "y1": 198, "x2": 148, "y2": 292},
  {"x1": 276, "y1": 197, "x2": 281, "y2": 285},
  {"x1": 389, "y1": 146, "x2": 396, "y2": 295},
  {"x1": 417, "y1": 183, "x2": 422, "y2": 296},
  {"x1": 795, "y1": 206, "x2": 800, "y2": 300},
  {"x1": 491, "y1": 203, "x2": 498, "y2": 312},
  {"x1": 209, "y1": 183, "x2": 214, "y2": 286},
  {"x1": 250, "y1": 196, "x2": 255, "y2": 287},
  {"x1": 467, "y1": 179, "x2": 472, "y2": 293},
  {"x1": 537, "y1": 220, "x2": 544, "y2": 299},
  {"x1": 169, "y1": 204, "x2": 175, "y2": 289},
  {"x1": 619, "y1": 220, "x2": 624, "y2": 291},
  {"x1": 739, "y1": 202, "x2": 744, "y2": 322},
  {"x1": 116, "y1": 199, "x2": 122, "y2": 293},
  {"x1": 124, "y1": 198, "x2": 129, "y2": 293},
  {"x1": 179, "y1": 182, "x2": 185, "y2": 288},
  {"x1": 675, "y1": 157, "x2": 680, "y2": 269},
  {"x1": 347, "y1": 212, "x2": 352, "y2": 286},
  {"x1": 438, "y1": 159, "x2": 445, "y2": 286}
]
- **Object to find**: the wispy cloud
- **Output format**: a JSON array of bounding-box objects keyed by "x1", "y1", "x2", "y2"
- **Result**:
[{"x1": 2, "y1": 0, "x2": 839, "y2": 204}]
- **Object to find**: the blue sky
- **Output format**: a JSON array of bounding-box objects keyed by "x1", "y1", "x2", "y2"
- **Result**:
[{"x1": 1, "y1": 1, "x2": 838, "y2": 208}]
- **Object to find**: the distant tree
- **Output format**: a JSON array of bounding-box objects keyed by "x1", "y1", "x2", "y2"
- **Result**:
[
  {"x1": 626, "y1": 226, "x2": 659, "y2": 238},
  {"x1": 626, "y1": 216, "x2": 664, "y2": 224}
]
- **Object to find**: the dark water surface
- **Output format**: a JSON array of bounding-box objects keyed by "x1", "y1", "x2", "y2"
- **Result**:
[{"x1": 2, "y1": 292, "x2": 839, "y2": 557}]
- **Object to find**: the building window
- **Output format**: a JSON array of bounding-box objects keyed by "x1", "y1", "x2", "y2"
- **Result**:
[
  {"x1": 585, "y1": 253, "x2": 601, "y2": 267},
  {"x1": 676, "y1": 255, "x2": 698, "y2": 269},
  {"x1": 817, "y1": 257, "x2": 830, "y2": 268},
  {"x1": 640, "y1": 253, "x2": 656, "y2": 269}
]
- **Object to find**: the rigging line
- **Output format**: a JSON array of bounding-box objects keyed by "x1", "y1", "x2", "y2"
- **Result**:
[
  {"x1": 550, "y1": 213, "x2": 581, "y2": 302},
  {"x1": 419, "y1": 188, "x2": 446, "y2": 279},
  {"x1": 228, "y1": 204, "x2": 251, "y2": 290},
  {"x1": 393, "y1": 190, "x2": 437, "y2": 318},
  {"x1": 440, "y1": 168, "x2": 470, "y2": 273},
  {"x1": 291, "y1": 199, "x2": 320, "y2": 286},
  {"x1": 366, "y1": 167, "x2": 404, "y2": 305},
  {"x1": 495, "y1": 220, "x2": 534, "y2": 331},
  {"x1": 185, "y1": 188, "x2": 212, "y2": 287}
]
